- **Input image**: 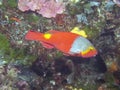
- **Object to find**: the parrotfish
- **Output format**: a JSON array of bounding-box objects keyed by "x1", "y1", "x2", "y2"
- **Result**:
[{"x1": 25, "y1": 30, "x2": 97, "y2": 58}]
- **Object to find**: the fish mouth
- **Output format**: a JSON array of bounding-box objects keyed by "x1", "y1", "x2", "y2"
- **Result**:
[{"x1": 81, "y1": 48, "x2": 98, "y2": 58}]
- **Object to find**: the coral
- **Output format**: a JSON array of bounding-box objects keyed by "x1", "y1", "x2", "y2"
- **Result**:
[
  {"x1": 104, "y1": 1, "x2": 115, "y2": 11},
  {"x1": 37, "y1": 0, "x2": 65, "y2": 18},
  {"x1": 18, "y1": 0, "x2": 31, "y2": 11},
  {"x1": 18, "y1": 0, "x2": 65, "y2": 18},
  {"x1": 76, "y1": 13, "x2": 88, "y2": 25},
  {"x1": 18, "y1": 0, "x2": 45, "y2": 12},
  {"x1": 113, "y1": 0, "x2": 120, "y2": 7}
]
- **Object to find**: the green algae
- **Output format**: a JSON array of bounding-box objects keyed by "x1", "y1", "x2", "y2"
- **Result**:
[
  {"x1": 7, "y1": 0, "x2": 17, "y2": 8},
  {"x1": 26, "y1": 14, "x2": 40, "y2": 23},
  {"x1": 82, "y1": 26, "x2": 100, "y2": 39},
  {"x1": 0, "y1": 33, "x2": 10, "y2": 54},
  {"x1": 0, "y1": 33, "x2": 36, "y2": 65},
  {"x1": 105, "y1": 72, "x2": 120, "y2": 90}
]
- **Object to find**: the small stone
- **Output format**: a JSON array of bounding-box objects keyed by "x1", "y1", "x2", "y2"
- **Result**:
[{"x1": 50, "y1": 80, "x2": 56, "y2": 85}]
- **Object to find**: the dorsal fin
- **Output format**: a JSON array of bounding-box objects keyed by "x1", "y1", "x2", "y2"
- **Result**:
[{"x1": 71, "y1": 27, "x2": 87, "y2": 38}]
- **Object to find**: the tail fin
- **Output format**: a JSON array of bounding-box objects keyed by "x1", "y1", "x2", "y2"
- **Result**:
[{"x1": 25, "y1": 30, "x2": 43, "y2": 41}]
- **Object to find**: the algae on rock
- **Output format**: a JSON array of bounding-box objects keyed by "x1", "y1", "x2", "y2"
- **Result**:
[{"x1": 0, "y1": 33, "x2": 36, "y2": 65}]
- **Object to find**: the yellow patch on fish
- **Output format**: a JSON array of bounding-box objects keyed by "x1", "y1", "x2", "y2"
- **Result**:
[
  {"x1": 71, "y1": 27, "x2": 87, "y2": 38},
  {"x1": 81, "y1": 46, "x2": 94, "y2": 55},
  {"x1": 44, "y1": 33, "x2": 52, "y2": 39}
]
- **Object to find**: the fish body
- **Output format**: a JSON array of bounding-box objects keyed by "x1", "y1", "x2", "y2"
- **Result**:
[{"x1": 25, "y1": 30, "x2": 97, "y2": 58}]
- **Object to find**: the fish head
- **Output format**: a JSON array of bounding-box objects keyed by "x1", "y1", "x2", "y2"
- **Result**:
[{"x1": 69, "y1": 36, "x2": 98, "y2": 58}]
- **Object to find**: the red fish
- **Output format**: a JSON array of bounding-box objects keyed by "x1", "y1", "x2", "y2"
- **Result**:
[{"x1": 25, "y1": 30, "x2": 97, "y2": 58}]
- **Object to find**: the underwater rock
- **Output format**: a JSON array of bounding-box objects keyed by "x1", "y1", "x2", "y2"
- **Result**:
[
  {"x1": 16, "y1": 80, "x2": 30, "y2": 90},
  {"x1": 113, "y1": 70, "x2": 120, "y2": 86},
  {"x1": 93, "y1": 54, "x2": 107, "y2": 73},
  {"x1": 31, "y1": 56, "x2": 75, "y2": 84},
  {"x1": 54, "y1": 57, "x2": 75, "y2": 84},
  {"x1": 54, "y1": 57, "x2": 73, "y2": 75},
  {"x1": 113, "y1": 0, "x2": 120, "y2": 7},
  {"x1": 31, "y1": 57, "x2": 53, "y2": 77}
]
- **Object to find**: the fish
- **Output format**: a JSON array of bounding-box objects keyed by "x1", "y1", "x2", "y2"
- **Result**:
[
  {"x1": 10, "y1": 17, "x2": 21, "y2": 22},
  {"x1": 25, "y1": 30, "x2": 97, "y2": 58}
]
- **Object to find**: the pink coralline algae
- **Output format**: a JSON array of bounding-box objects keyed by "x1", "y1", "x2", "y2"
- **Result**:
[
  {"x1": 18, "y1": 0, "x2": 65, "y2": 18},
  {"x1": 18, "y1": 0, "x2": 30, "y2": 12}
]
